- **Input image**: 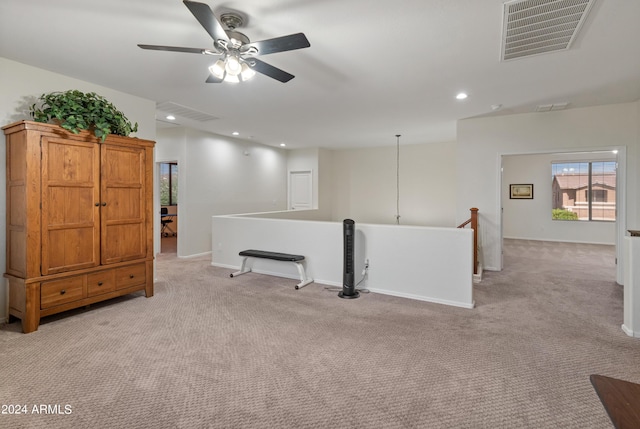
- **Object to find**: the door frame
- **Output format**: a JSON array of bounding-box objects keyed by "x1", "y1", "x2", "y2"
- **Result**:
[
  {"x1": 156, "y1": 160, "x2": 180, "y2": 256},
  {"x1": 497, "y1": 146, "x2": 626, "y2": 284},
  {"x1": 288, "y1": 169, "x2": 313, "y2": 210}
]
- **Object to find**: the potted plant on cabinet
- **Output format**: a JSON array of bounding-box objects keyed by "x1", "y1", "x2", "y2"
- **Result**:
[{"x1": 29, "y1": 89, "x2": 138, "y2": 142}]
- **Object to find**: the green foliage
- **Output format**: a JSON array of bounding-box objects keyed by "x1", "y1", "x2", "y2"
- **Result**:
[
  {"x1": 29, "y1": 90, "x2": 138, "y2": 142},
  {"x1": 552, "y1": 208, "x2": 579, "y2": 220}
]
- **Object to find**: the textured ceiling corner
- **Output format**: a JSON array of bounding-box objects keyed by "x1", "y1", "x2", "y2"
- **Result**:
[{"x1": 501, "y1": 0, "x2": 596, "y2": 61}]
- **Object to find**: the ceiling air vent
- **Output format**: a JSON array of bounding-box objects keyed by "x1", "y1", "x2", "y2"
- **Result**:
[
  {"x1": 535, "y1": 102, "x2": 569, "y2": 112},
  {"x1": 501, "y1": 0, "x2": 596, "y2": 61},
  {"x1": 156, "y1": 101, "x2": 219, "y2": 122}
]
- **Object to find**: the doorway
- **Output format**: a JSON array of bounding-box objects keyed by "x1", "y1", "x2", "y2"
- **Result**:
[
  {"x1": 288, "y1": 170, "x2": 312, "y2": 210},
  {"x1": 499, "y1": 147, "x2": 625, "y2": 283},
  {"x1": 160, "y1": 162, "x2": 178, "y2": 254}
]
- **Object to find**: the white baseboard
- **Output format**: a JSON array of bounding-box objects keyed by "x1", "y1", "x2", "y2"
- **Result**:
[
  {"x1": 211, "y1": 262, "x2": 237, "y2": 270},
  {"x1": 503, "y1": 236, "x2": 615, "y2": 246},
  {"x1": 179, "y1": 251, "x2": 212, "y2": 259},
  {"x1": 621, "y1": 324, "x2": 638, "y2": 338},
  {"x1": 473, "y1": 264, "x2": 483, "y2": 284},
  {"x1": 366, "y1": 287, "x2": 475, "y2": 309}
]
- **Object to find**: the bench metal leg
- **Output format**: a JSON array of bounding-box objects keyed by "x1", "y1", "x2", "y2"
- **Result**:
[
  {"x1": 229, "y1": 257, "x2": 313, "y2": 290},
  {"x1": 230, "y1": 257, "x2": 251, "y2": 278},
  {"x1": 294, "y1": 262, "x2": 314, "y2": 290}
]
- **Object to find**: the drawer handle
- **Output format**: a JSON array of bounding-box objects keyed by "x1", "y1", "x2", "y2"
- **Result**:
[
  {"x1": 129, "y1": 274, "x2": 135, "y2": 279},
  {"x1": 98, "y1": 282, "x2": 103, "y2": 286},
  {"x1": 60, "y1": 289, "x2": 66, "y2": 295}
]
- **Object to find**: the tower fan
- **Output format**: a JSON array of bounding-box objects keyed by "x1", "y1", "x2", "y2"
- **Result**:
[{"x1": 339, "y1": 219, "x2": 359, "y2": 299}]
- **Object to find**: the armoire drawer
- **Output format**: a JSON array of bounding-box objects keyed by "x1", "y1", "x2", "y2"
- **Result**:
[
  {"x1": 87, "y1": 270, "x2": 116, "y2": 297},
  {"x1": 41, "y1": 276, "x2": 84, "y2": 309},
  {"x1": 115, "y1": 264, "x2": 146, "y2": 289}
]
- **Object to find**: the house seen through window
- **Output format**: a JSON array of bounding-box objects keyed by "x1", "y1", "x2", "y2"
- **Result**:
[
  {"x1": 160, "y1": 163, "x2": 178, "y2": 206},
  {"x1": 551, "y1": 161, "x2": 616, "y2": 221}
]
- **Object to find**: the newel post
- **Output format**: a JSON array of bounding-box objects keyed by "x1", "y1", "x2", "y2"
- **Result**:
[{"x1": 470, "y1": 208, "x2": 478, "y2": 275}]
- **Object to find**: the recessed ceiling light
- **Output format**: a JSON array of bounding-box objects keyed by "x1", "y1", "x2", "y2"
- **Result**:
[
  {"x1": 280, "y1": 143, "x2": 286, "y2": 147},
  {"x1": 232, "y1": 131, "x2": 239, "y2": 136},
  {"x1": 166, "y1": 115, "x2": 176, "y2": 120},
  {"x1": 456, "y1": 92, "x2": 468, "y2": 100},
  {"x1": 612, "y1": 150, "x2": 618, "y2": 154}
]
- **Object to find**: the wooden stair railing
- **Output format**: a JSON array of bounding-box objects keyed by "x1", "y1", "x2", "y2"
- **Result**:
[{"x1": 457, "y1": 208, "x2": 479, "y2": 275}]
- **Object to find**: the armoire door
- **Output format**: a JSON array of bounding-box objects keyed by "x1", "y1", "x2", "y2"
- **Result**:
[
  {"x1": 41, "y1": 137, "x2": 101, "y2": 274},
  {"x1": 101, "y1": 144, "x2": 147, "y2": 264}
]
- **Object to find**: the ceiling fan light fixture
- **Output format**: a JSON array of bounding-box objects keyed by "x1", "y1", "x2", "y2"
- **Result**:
[
  {"x1": 240, "y1": 62, "x2": 256, "y2": 81},
  {"x1": 209, "y1": 59, "x2": 226, "y2": 79},
  {"x1": 225, "y1": 54, "x2": 242, "y2": 76}
]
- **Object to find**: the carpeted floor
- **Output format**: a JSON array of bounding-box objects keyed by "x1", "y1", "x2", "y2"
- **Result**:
[{"x1": 0, "y1": 239, "x2": 638, "y2": 428}]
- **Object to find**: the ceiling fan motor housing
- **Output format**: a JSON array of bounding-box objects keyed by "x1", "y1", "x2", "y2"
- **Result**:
[{"x1": 220, "y1": 12, "x2": 244, "y2": 30}]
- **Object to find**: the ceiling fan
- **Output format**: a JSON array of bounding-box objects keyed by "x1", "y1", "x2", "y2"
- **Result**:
[{"x1": 138, "y1": 0, "x2": 310, "y2": 83}]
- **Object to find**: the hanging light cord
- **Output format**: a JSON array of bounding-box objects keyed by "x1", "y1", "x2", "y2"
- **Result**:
[{"x1": 396, "y1": 134, "x2": 401, "y2": 225}]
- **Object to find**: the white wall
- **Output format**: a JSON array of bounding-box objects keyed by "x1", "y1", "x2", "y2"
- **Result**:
[
  {"x1": 329, "y1": 141, "x2": 458, "y2": 226},
  {"x1": 318, "y1": 148, "x2": 333, "y2": 218},
  {"x1": 156, "y1": 127, "x2": 288, "y2": 257},
  {"x1": 502, "y1": 152, "x2": 616, "y2": 244},
  {"x1": 0, "y1": 57, "x2": 157, "y2": 322},
  {"x1": 212, "y1": 214, "x2": 474, "y2": 308},
  {"x1": 458, "y1": 102, "x2": 639, "y2": 273},
  {"x1": 0, "y1": 58, "x2": 156, "y2": 140}
]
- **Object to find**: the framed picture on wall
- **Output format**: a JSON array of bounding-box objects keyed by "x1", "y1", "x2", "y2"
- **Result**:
[{"x1": 510, "y1": 184, "x2": 533, "y2": 199}]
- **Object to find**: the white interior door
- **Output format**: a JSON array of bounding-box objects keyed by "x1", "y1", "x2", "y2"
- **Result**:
[{"x1": 289, "y1": 170, "x2": 312, "y2": 210}]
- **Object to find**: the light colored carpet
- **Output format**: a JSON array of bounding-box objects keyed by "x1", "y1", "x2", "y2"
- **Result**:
[{"x1": 1, "y1": 239, "x2": 638, "y2": 428}]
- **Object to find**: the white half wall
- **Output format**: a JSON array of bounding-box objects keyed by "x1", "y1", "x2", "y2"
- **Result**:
[
  {"x1": 623, "y1": 236, "x2": 640, "y2": 338},
  {"x1": 0, "y1": 57, "x2": 157, "y2": 323},
  {"x1": 212, "y1": 214, "x2": 474, "y2": 308}
]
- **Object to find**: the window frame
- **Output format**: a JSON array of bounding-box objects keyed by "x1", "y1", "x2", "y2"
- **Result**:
[{"x1": 551, "y1": 160, "x2": 616, "y2": 222}]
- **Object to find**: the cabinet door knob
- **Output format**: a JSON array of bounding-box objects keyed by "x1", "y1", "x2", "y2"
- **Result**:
[
  {"x1": 95, "y1": 203, "x2": 100, "y2": 206},
  {"x1": 129, "y1": 274, "x2": 134, "y2": 279},
  {"x1": 60, "y1": 289, "x2": 66, "y2": 295},
  {"x1": 102, "y1": 202, "x2": 107, "y2": 206},
  {"x1": 98, "y1": 282, "x2": 103, "y2": 286}
]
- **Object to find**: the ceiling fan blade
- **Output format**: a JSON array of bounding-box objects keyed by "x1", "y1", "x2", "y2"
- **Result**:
[
  {"x1": 138, "y1": 44, "x2": 209, "y2": 54},
  {"x1": 249, "y1": 58, "x2": 295, "y2": 83},
  {"x1": 244, "y1": 33, "x2": 310, "y2": 56},
  {"x1": 205, "y1": 73, "x2": 224, "y2": 83},
  {"x1": 183, "y1": 0, "x2": 229, "y2": 44}
]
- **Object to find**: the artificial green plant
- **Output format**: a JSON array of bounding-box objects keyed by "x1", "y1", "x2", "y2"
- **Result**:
[{"x1": 29, "y1": 90, "x2": 138, "y2": 142}]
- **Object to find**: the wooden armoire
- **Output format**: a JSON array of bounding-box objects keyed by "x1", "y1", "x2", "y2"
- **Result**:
[{"x1": 3, "y1": 120, "x2": 155, "y2": 333}]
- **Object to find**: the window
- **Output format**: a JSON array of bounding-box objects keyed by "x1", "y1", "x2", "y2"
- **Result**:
[
  {"x1": 160, "y1": 163, "x2": 178, "y2": 206},
  {"x1": 551, "y1": 161, "x2": 616, "y2": 221}
]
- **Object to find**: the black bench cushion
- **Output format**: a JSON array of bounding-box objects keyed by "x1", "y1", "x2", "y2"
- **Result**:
[{"x1": 239, "y1": 249, "x2": 305, "y2": 262}]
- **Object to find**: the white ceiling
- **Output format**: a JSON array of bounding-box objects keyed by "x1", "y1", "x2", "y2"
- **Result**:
[{"x1": 1, "y1": 0, "x2": 639, "y2": 149}]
